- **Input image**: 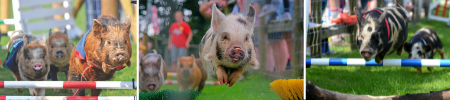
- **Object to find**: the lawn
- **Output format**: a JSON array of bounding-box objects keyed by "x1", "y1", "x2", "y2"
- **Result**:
[
  {"x1": 157, "y1": 74, "x2": 281, "y2": 100},
  {"x1": 0, "y1": 35, "x2": 137, "y2": 96},
  {"x1": 307, "y1": 19, "x2": 450, "y2": 96}
]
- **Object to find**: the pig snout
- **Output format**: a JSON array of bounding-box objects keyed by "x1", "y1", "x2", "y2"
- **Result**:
[
  {"x1": 229, "y1": 47, "x2": 245, "y2": 62},
  {"x1": 115, "y1": 52, "x2": 127, "y2": 61},
  {"x1": 361, "y1": 48, "x2": 374, "y2": 61},
  {"x1": 148, "y1": 83, "x2": 156, "y2": 91},
  {"x1": 56, "y1": 50, "x2": 64, "y2": 57},
  {"x1": 182, "y1": 70, "x2": 190, "y2": 75},
  {"x1": 33, "y1": 63, "x2": 43, "y2": 71}
]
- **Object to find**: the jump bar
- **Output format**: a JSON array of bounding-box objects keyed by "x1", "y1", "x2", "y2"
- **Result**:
[
  {"x1": 0, "y1": 96, "x2": 136, "y2": 100},
  {"x1": 306, "y1": 58, "x2": 450, "y2": 67},
  {"x1": 0, "y1": 81, "x2": 137, "y2": 89}
]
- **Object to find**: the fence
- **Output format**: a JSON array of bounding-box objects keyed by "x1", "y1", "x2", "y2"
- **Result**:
[
  {"x1": 0, "y1": 96, "x2": 136, "y2": 100},
  {"x1": 307, "y1": 58, "x2": 450, "y2": 67},
  {"x1": 0, "y1": 81, "x2": 136, "y2": 89}
]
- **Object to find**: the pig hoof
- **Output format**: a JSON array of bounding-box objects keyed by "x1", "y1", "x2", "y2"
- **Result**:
[
  {"x1": 54, "y1": 89, "x2": 60, "y2": 93},
  {"x1": 428, "y1": 67, "x2": 434, "y2": 72},
  {"x1": 17, "y1": 89, "x2": 23, "y2": 94}
]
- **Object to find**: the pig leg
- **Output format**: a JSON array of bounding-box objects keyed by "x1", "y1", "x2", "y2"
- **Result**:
[
  {"x1": 68, "y1": 71, "x2": 85, "y2": 96},
  {"x1": 216, "y1": 65, "x2": 228, "y2": 85},
  {"x1": 227, "y1": 68, "x2": 243, "y2": 87},
  {"x1": 28, "y1": 88, "x2": 38, "y2": 96},
  {"x1": 427, "y1": 67, "x2": 434, "y2": 72},
  {"x1": 415, "y1": 67, "x2": 422, "y2": 74},
  {"x1": 90, "y1": 89, "x2": 103, "y2": 96},
  {"x1": 396, "y1": 46, "x2": 403, "y2": 56},
  {"x1": 438, "y1": 48, "x2": 447, "y2": 59},
  {"x1": 375, "y1": 55, "x2": 383, "y2": 64},
  {"x1": 50, "y1": 65, "x2": 60, "y2": 93},
  {"x1": 15, "y1": 77, "x2": 23, "y2": 94}
]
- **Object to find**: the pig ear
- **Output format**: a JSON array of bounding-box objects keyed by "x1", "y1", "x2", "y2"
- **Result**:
[
  {"x1": 123, "y1": 15, "x2": 132, "y2": 34},
  {"x1": 48, "y1": 29, "x2": 53, "y2": 36},
  {"x1": 153, "y1": 49, "x2": 157, "y2": 54},
  {"x1": 403, "y1": 42, "x2": 411, "y2": 52},
  {"x1": 424, "y1": 44, "x2": 433, "y2": 52},
  {"x1": 41, "y1": 34, "x2": 47, "y2": 46},
  {"x1": 92, "y1": 19, "x2": 105, "y2": 38},
  {"x1": 158, "y1": 54, "x2": 164, "y2": 71},
  {"x1": 22, "y1": 35, "x2": 28, "y2": 46},
  {"x1": 246, "y1": 4, "x2": 256, "y2": 27},
  {"x1": 354, "y1": 7, "x2": 363, "y2": 25},
  {"x1": 211, "y1": 3, "x2": 225, "y2": 33},
  {"x1": 63, "y1": 28, "x2": 68, "y2": 36},
  {"x1": 378, "y1": 8, "x2": 388, "y2": 23},
  {"x1": 126, "y1": 60, "x2": 132, "y2": 67}
]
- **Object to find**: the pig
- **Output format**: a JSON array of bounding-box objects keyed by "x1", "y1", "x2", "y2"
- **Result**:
[
  {"x1": 47, "y1": 29, "x2": 73, "y2": 93},
  {"x1": 4, "y1": 31, "x2": 50, "y2": 96},
  {"x1": 139, "y1": 50, "x2": 167, "y2": 92},
  {"x1": 404, "y1": 28, "x2": 446, "y2": 73},
  {"x1": 176, "y1": 54, "x2": 207, "y2": 92},
  {"x1": 199, "y1": 4, "x2": 259, "y2": 87},
  {"x1": 68, "y1": 14, "x2": 132, "y2": 96},
  {"x1": 354, "y1": 0, "x2": 409, "y2": 64}
]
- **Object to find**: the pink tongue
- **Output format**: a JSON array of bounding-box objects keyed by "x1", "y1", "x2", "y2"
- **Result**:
[
  {"x1": 148, "y1": 85, "x2": 155, "y2": 90},
  {"x1": 33, "y1": 66, "x2": 42, "y2": 71},
  {"x1": 233, "y1": 57, "x2": 239, "y2": 62}
]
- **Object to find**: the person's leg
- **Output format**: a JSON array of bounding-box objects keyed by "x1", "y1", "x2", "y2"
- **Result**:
[
  {"x1": 170, "y1": 44, "x2": 178, "y2": 66},
  {"x1": 360, "y1": 0, "x2": 369, "y2": 11},
  {"x1": 267, "y1": 41, "x2": 275, "y2": 72},
  {"x1": 274, "y1": 39, "x2": 289, "y2": 71},
  {"x1": 281, "y1": 0, "x2": 292, "y2": 21},
  {"x1": 179, "y1": 47, "x2": 187, "y2": 57}
]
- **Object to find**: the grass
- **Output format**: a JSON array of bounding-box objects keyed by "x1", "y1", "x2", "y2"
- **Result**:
[
  {"x1": 0, "y1": 36, "x2": 137, "y2": 96},
  {"x1": 157, "y1": 74, "x2": 280, "y2": 100},
  {"x1": 307, "y1": 19, "x2": 450, "y2": 96}
]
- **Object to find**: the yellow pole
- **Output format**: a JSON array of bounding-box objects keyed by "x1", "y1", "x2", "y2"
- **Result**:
[
  {"x1": 1, "y1": 0, "x2": 10, "y2": 33},
  {"x1": 72, "y1": 0, "x2": 85, "y2": 18},
  {"x1": 101, "y1": 0, "x2": 119, "y2": 18}
]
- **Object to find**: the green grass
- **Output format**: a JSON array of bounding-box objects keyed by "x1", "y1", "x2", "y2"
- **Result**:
[
  {"x1": 0, "y1": 37, "x2": 137, "y2": 96},
  {"x1": 307, "y1": 19, "x2": 450, "y2": 96},
  {"x1": 158, "y1": 74, "x2": 280, "y2": 100}
]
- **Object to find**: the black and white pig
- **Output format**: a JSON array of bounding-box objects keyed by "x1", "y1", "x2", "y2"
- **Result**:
[
  {"x1": 404, "y1": 28, "x2": 446, "y2": 73},
  {"x1": 354, "y1": 0, "x2": 409, "y2": 64}
]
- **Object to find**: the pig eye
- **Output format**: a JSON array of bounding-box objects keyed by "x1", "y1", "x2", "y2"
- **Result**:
[
  {"x1": 42, "y1": 55, "x2": 45, "y2": 59},
  {"x1": 143, "y1": 74, "x2": 147, "y2": 77},
  {"x1": 108, "y1": 41, "x2": 111, "y2": 44},
  {"x1": 125, "y1": 41, "x2": 127, "y2": 43},
  {"x1": 64, "y1": 45, "x2": 67, "y2": 47},
  {"x1": 223, "y1": 36, "x2": 227, "y2": 40},
  {"x1": 190, "y1": 64, "x2": 193, "y2": 68},
  {"x1": 418, "y1": 51, "x2": 422, "y2": 54},
  {"x1": 180, "y1": 64, "x2": 183, "y2": 68},
  {"x1": 245, "y1": 37, "x2": 248, "y2": 41},
  {"x1": 368, "y1": 27, "x2": 372, "y2": 32},
  {"x1": 27, "y1": 57, "x2": 31, "y2": 59},
  {"x1": 51, "y1": 46, "x2": 54, "y2": 48}
]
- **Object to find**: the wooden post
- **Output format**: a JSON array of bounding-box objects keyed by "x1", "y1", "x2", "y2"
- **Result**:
[
  {"x1": 309, "y1": 0, "x2": 322, "y2": 58},
  {"x1": 349, "y1": 0, "x2": 357, "y2": 50},
  {"x1": 258, "y1": 14, "x2": 268, "y2": 72},
  {"x1": 101, "y1": 0, "x2": 119, "y2": 17},
  {"x1": 292, "y1": 0, "x2": 303, "y2": 77},
  {"x1": 1, "y1": 0, "x2": 9, "y2": 34}
]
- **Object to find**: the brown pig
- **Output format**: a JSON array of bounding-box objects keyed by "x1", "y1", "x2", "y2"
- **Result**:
[
  {"x1": 177, "y1": 54, "x2": 207, "y2": 92},
  {"x1": 68, "y1": 14, "x2": 132, "y2": 96},
  {"x1": 199, "y1": 4, "x2": 259, "y2": 87},
  {"x1": 4, "y1": 31, "x2": 50, "y2": 96},
  {"x1": 139, "y1": 50, "x2": 167, "y2": 92},
  {"x1": 47, "y1": 29, "x2": 73, "y2": 93}
]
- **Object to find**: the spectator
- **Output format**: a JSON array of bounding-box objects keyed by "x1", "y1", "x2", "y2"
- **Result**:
[
  {"x1": 199, "y1": 0, "x2": 229, "y2": 19},
  {"x1": 168, "y1": 11, "x2": 193, "y2": 65}
]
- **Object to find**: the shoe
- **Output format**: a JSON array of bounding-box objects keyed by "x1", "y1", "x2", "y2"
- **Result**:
[
  {"x1": 281, "y1": 12, "x2": 292, "y2": 21},
  {"x1": 259, "y1": 4, "x2": 279, "y2": 23}
]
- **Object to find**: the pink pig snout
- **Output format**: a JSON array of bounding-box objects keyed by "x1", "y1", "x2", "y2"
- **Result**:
[
  {"x1": 229, "y1": 47, "x2": 245, "y2": 62},
  {"x1": 33, "y1": 63, "x2": 43, "y2": 71}
]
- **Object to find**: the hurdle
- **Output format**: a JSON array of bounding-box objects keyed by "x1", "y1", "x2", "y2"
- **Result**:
[
  {"x1": 0, "y1": 96, "x2": 136, "y2": 100},
  {"x1": 165, "y1": 80, "x2": 220, "y2": 85},
  {"x1": 429, "y1": 0, "x2": 450, "y2": 26},
  {"x1": 0, "y1": 81, "x2": 136, "y2": 89},
  {"x1": 167, "y1": 72, "x2": 177, "y2": 77},
  {"x1": 306, "y1": 58, "x2": 450, "y2": 67}
]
